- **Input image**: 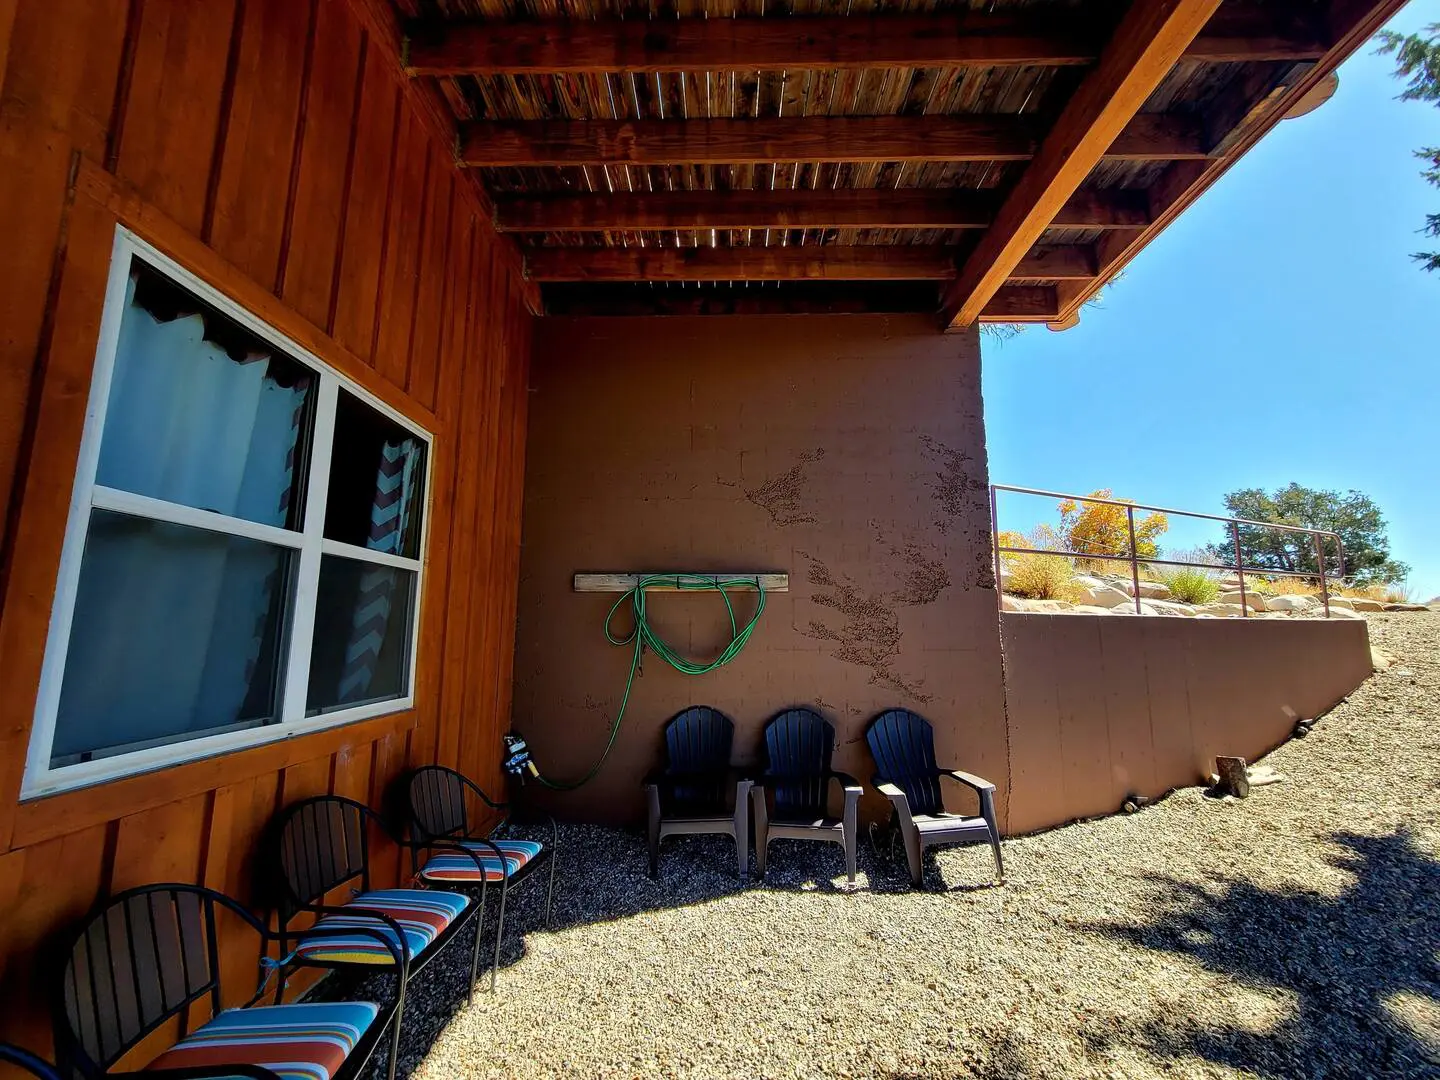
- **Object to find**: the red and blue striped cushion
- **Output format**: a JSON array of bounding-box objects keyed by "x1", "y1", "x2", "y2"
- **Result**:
[
  {"x1": 418, "y1": 839, "x2": 543, "y2": 883},
  {"x1": 147, "y1": 1001, "x2": 378, "y2": 1080},
  {"x1": 295, "y1": 889, "x2": 468, "y2": 965}
]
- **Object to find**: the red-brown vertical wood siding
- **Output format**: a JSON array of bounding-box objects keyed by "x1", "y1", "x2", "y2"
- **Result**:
[{"x1": 0, "y1": 0, "x2": 531, "y2": 1057}]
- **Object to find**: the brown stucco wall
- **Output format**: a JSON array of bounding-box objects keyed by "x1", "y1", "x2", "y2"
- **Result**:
[
  {"x1": 512, "y1": 315, "x2": 1008, "y2": 825},
  {"x1": 1000, "y1": 613, "x2": 1373, "y2": 834}
]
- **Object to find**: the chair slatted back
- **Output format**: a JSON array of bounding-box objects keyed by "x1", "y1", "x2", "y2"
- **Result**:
[
  {"x1": 277, "y1": 796, "x2": 371, "y2": 913},
  {"x1": 57, "y1": 886, "x2": 246, "y2": 1078},
  {"x1": 763, "y1": 709, "x2": 834, "y2": 818},
  {"x1": 867, "y1": 709, "x2": 944, "y2": 817},
  {"x1": 663, "y1": 706, "x2": 734, "y2": 809},
  {"x1": 408, "y1": 766, "x2": 471, "y2": 841}
]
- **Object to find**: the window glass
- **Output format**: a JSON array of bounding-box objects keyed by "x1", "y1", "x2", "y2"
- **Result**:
[
  {"x1": 306, "y1": 556, "x2": 416, "y2": 715},
  {"x1": 52, "y1": 510, "x2": 291, "y2": 766},
  {"x1": 323, "y1": 389, "x2": 426, "y2": 557},
  {"x1": 96, "y1": 260, "x2": 315, "y2": 530}
]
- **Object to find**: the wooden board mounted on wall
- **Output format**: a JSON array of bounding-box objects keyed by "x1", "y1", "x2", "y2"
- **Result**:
[{"x1": 573, "y1": 573, "x2": 790, "y2": 592}]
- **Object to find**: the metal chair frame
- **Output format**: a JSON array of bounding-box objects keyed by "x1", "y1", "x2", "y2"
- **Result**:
[
  {"x1": 644, "y1": 706, "x2": 754, "y2": 882},
  {"x1": 406, "y1": 766, "x2": 558, "y2": 992},
  {"x1": 751, "y1": 708, "x2": 862, "y2": 883},
  {"x1": 271, "y1": 795, "x2": 486, "y2": 1079},
  {"x1": 53, "y1": 883, "x2": 399, "y2": 1080},
  {"x1": 0, "y1": 1043, "x2": 64, "y2": 1079},
  {"x1": 867, "y1": 708, "x2": 1004, "y2": 887}
]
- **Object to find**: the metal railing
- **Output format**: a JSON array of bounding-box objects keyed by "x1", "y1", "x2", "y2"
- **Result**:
[{"x1": 990, "y1": 484, "x2": 1346, "y2": 618}]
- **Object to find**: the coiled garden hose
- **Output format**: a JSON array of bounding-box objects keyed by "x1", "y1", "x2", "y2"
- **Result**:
[{"x1": 532, "y1": 574, "x2": 766, "y2": 790}]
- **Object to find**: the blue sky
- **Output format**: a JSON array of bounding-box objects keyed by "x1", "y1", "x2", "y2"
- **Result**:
[{"x1": 983, "y1": 6, "x2": 1438, "y2": 601}]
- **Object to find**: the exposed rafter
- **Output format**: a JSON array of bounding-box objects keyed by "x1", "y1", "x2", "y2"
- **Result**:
[
  {"x1": 1048, "y1": 0, "x2": 1413, "y2": 323},
  {"x1": 939, "y1": 0, "x2": 1226, "y2": 328},
  {"x1": 523, "y1": 244, "x2": 1097, "y2": 282},
  {"x1": 458, "y1": 114, "x2": 1206, "y2": 167},
  {"x1": 406, "y1": 5, "x2": 1325, "y2": 75},
  {"x1": 538, "y1": 283, "x2": 1059, "y2": 320},
  {"x1": 493, "y1": 188, "x2": 1152, "y2": 233}
]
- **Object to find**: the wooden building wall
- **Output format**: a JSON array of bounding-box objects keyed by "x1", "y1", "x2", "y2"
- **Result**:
[{"x1": 0, "y1": 0, "x2": 532, "y2": 1057}]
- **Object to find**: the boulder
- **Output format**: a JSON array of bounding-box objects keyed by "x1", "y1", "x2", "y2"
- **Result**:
[
  {"x1": 1371, "y1": 646, "x2": 1394, "y2": 672},
  {"x1": 1215, "y1": 593, "x2": 1267, "y2": 614},
  {"x1": 1071, "y1": 575, "x2": 1106, "y2": 591},
  {"x1": 1141, "y1": 599, "x2": 1197, "y2": 617},
  {"x1": 1004, "y1": 597, "x2": 1075, "y2": 613},
  {"x1": 1137, "y1": 580, "x2": 1172, "y2": 600},
  {"x1": 1325, "y1": 606, "x2": 1366, "y2": 621},
  {"x1": 1382, "y1": 602, "x2": 1430, "y2": 612},
  {"x1": 1346, "y1": 597, "x2": 1386, "y2": 612},
  {"x1": 1326, "y1": 596, "x2": 1355, "y2": 610},
  {"x1": 1077, "y1": 582, "x2": 1134, "y2": 609},
  {"x1": 1069, "y1": 605, "x2": 1118, "y2": 615},
  {"x1": 1194, "y1": 604, "x2": 1245, "y2": 618},
  {"x1": 1264, "y1": 594, "x2": 1318, "y2": 612}
]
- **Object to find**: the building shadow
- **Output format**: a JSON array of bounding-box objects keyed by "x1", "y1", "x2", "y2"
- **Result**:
[
  {"x1": 1076, "y1": 829, "x2": 1440, "y2": 1078},
  {"x1": 332, "y1": 820, "x2": 997, "y2": 1079}
]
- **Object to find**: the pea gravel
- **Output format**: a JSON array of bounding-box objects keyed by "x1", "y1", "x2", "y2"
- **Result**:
[{"x1": 365, "y1": 613, "x2": 1440, "y2": 1079}]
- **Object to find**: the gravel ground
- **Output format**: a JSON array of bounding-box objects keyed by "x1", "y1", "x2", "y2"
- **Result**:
[{"x1": 362, "y1": 613, "x2": 1440, "y2": 1079}]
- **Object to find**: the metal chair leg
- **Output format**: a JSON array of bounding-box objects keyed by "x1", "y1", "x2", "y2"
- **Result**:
[
  {"x1": 544, "y1": 853, "x2": 557, "y2": 928},
  {"x1": 489, "y1": 875, "x2": 509, "y2": 994},
  {"x1": 386, "y1": 972, "x2": 407, "y2": 1080},
  {"x1": 467, "y1": 877, "x2": 487, "y2": 1004}
]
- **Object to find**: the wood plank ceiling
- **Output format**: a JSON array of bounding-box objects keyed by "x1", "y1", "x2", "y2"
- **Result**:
[{"x1": 388, "y1": 0, "x2": 1405, "y2": 327}]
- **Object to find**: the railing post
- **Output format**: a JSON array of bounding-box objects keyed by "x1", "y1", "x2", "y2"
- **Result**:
[
  {"x1": 1126, "y1": 504, "x2": 1141, "y2": 614},
  {"x1": 1232, "y1": 520, "x2": 1248, "y2": 618},
  {"x1": 1314, "y1": 531, "x2": 1331, "y2": 619},
  {"x1": 990, "y1": 485, "x2": 1003, "y2": 614}
]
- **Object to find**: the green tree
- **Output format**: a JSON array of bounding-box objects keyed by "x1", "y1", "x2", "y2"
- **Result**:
[
  {"x1": 1378, "y1": 24, "x2": 1440, "y2": 272},
  {"x1": 1209, "y1": 484, "x2": 1409, "y2": 586}
]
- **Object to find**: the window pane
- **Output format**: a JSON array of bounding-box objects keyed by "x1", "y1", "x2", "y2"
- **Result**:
[
  {"x1": 306, "y1": 556, "x2": 416, "y2": 715},
  {"x1": 96, "y1": 259, "x2": 315, "y2": 530},
  {"x1": 323, "y1": 390, "x2": 426, "y2": 558},
  {"x1": 52, "y1": 510, "x2": 292, "y2": 767}
]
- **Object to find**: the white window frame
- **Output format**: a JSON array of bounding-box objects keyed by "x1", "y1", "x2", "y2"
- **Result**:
[{"x1": 22, "y1": 227, "x2": 432, "y2": 800}]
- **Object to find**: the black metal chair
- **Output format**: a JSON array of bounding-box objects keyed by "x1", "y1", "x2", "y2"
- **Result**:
[
  {"x1": 644, "y1": 706, "x2": 754, "y2": 881},
  {"x1": 53, "y1": 883, "x2": 398, "y2": 1080},
  {"x1": 271, "y1": 795, "x2": 485, "y2": 1078},
  {"x1": 406, "y1": 766, "x2": 558, "y2": 991},
  {"x1": 867, "y1": 708, "x2": 1004, "y2": 887},
  {"x1": 0, "y1": 1044, "x2": 63, "y2": 1079},
  {"x1": 751, "y1": 708, "x2": 862, "y2": 883}
]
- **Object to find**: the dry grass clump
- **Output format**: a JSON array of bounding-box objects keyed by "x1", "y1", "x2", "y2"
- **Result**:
[
  {"x1": 1003, "y1": 527, "x2": 1082, "y2": 602},
  {"x1": 1252, "y1": 576, "x2": 1321, "y2": 597},
  {"x1": 1339, "y1": 581, "x2": 1416, "y2": 604},
  {"x1": 1157, "y1": 548, "x2": 1223, "y2": 605}
]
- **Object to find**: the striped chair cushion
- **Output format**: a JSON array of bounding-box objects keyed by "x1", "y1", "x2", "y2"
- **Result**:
[
  {"x1": 295, "y1": 889, "x2": 469, "y2": 965},
  {"x1": 148, "y1": 1001, "x2": 378, "y2": 1080},
  {"x1": 419, "y1": 839, "x2": 543, "y2": 884}
]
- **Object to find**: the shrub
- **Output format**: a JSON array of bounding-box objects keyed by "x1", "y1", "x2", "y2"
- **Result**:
[
  {"x1": 1259, "y1": 576, "x2": 1320, "y2": 597},
  {"x1": 1058, "y1": 490, "x2": 1168, "y2": 575},
  {"x1": 1340, "y1": 580, "x2": 1415, "y2": 603},
  {"x1": 1004, "y1": 527, "x2": 1080, "y2": 601},
  {"x1": 1161, "y1": 568, "x2": 1221, "y2": 605}
]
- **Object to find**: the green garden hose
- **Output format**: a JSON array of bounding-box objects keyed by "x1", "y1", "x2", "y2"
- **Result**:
[{"x1": 533, "y1": 574, "x2": 766, "y2": 790}]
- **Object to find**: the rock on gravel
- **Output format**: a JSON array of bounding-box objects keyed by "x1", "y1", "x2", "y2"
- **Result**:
[{"x1": 347, "y1": 615, "x2": 1440, "y2": 1080}]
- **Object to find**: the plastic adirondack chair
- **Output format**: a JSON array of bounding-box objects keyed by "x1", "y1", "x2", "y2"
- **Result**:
[
  {"x1": 406, "y1": 765, "x2": 559, "y2": 991},
  {"x1": 54, "y1": 884, "x2": 399, "y2": 1080},
  {"x1": 751, "y1": 708, "x2": 862, "y2": 883},
  {"x1": 644, "y1": 706, "x2": 754, "y2": 881},
  {"x1": 867, "y1": 708, "x2": 1004, "y2": 887}
]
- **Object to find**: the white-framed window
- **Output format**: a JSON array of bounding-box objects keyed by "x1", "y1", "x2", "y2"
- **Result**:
[{"x1": 23, "y1": 227, "x2": 432, "y2": 799}]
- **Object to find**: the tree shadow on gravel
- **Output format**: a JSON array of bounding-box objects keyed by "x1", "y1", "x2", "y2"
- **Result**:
[{"x1": 1079, "y1": 829, "x2": 1440, "y2": 1078}]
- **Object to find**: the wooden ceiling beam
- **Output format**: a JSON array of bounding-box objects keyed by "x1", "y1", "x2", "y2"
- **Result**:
[
  {"x1": 939, "y1": 0, "x2": 1225, "y2": 329},
  {"x1": 537, "y1": 282, "x2": 1055, "y2": 318},
  {"x1": 1051, "y1": 0, "x2": 1412, "y2": 323},
  {"x1": 493, "y1": 188, "x2": 1152, "y2": 233},
  {"x1": 459, "y1": 114, "x2": 1205, "y2": 167},
  {"x1": 405, "y1": 5, "x2": 1324, "y2": 75},
  {"x1": 523, "y1": 244, "x2": 1097, "y2": 282}
]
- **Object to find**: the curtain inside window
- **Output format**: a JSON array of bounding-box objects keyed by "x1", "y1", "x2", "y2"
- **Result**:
[{"x1": 334, "y1": 438, "x2": 421, "y2": 705}]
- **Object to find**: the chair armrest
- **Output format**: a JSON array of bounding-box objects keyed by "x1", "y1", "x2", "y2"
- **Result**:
[
  {"x1": 281, "y1": 903, "x2": 411, "y2": 964},
  {"x1": 829, "y1": 771, "x2": 863, "y2": 795},
  {"x1": 282, "y1": 923, "x2": 409, "y2": 971},
  {"x1": 873, "y1": 780, "x2": 907, "y2": 801},
  {"x1": 940, "y1": 769, "x2": 996, "y2": 794}
]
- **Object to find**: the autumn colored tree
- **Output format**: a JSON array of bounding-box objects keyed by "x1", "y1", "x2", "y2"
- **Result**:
[{"x1": 1057, "y1": 490, "x2": 1168, "y2": 562}]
